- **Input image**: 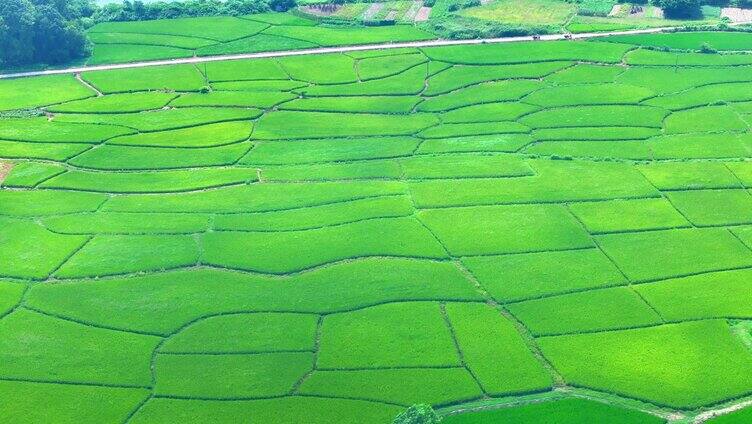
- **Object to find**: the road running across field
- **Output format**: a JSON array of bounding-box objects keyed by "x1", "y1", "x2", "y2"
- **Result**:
[{"x1": 1, "y1": 25, "x2": 742, "y2": 80}]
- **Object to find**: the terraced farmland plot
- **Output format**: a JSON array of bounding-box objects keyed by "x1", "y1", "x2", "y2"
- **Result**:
[
  {"x1": 3, "y1": 33, "x2": 752, "y2": 424},
  {"x1": 84, "y1": 14, "x2": 435, "y2": 65}
]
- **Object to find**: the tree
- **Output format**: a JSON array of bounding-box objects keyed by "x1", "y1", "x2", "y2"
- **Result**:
[
  {"x1": 393, "y1": 404, "x2": 442, "y2": 424},
  {"x1": 0, "y1": 0, "x2": 89, "y2": 67},
  {"x1": 656, "y1": 0, "x2": 701, "y2": 19},
  {"x1": 0, "y1": 0, "x2": 36, "y2": 66},
  {"x1": 270, "y1": 0, "x2": 297, "y2": 12}
]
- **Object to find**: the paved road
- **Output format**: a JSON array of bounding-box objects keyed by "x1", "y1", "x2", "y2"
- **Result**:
[{"x1": 0, "y1": 25, "x2": 746, "y2": 79}]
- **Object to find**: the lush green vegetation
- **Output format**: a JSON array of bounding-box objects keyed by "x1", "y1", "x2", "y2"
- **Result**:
[{"x1": 2, "y1": 32, "x2": 752, "y2": 424}]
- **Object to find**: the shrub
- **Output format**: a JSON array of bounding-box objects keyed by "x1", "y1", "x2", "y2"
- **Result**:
[
  {"x1": 656, "y1": 0, "x2": 701, "y2": 19},
  {"x1": 700, "y1": 42, "x2": 718, "y2": 53},
  {"x1": 393, "y1": 404, "x2": 442, "y2": 424}
]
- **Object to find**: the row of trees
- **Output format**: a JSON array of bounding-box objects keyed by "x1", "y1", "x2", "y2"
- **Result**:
[
  {"x1": 94, "y1": 0, "x2": 296, "y2": 23},
  {"x1": 0, "y1": 0, "x2": 93, "y2": 67},
  {"x1": 0, "y1": 0, "x2": 297, "y2": 68}
]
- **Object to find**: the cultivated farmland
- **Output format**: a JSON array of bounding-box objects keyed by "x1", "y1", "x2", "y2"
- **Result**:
[{"x1": 0, "y1": 33, "x2": 752, "y2": 423}]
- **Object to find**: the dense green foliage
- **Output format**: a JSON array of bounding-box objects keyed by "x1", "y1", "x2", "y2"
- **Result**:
[{"x1": 0, "y1": 0, "x2": 91, "y2": 67}]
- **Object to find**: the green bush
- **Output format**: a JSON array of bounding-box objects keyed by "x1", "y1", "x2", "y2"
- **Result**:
[{"x1": 393, "y1": 404, "x2": 442, "y2": 424}]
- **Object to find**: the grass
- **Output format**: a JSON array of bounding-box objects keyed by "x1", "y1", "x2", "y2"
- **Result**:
[
  {"x1": 635, "y1": 269, "x2": 752, "y2": 321},
  {"x1": 442, "y1": 397, "x2": 664, "y2": 424},
  {"x1": 0, "y1": 309, "x2": 160, "y2": 386},
  {"x1": 423, "y1": 41, "x2": 630, "y2": 65},
  {"x1": 418, "y1": 204, "x2": 593, "y2": 255},
  {"x1": 161, "y1": 313, "x2": 317, "y2": 353},
  {"x1": 0, "y1": 118, "x2": 133, "y2": 143},
  {"x1": 129, "y1": 397, "x2": 401, "y2": 424},
  {"x1": 69, "y1": 143, "x2": 251, "y2": 170},
  {"x1": 170, "y1": 91, "x2": 296, "y2": 108},
  {"x1": 42, "y1": 212, "x2": 211, "y2": 235},
  {"x1": 82, "y1": 64, "x2": 206, "y2": 93},
  {"x1": 6, "y1": 32, "x2": 752, "y2": 422},
  {"x1": 418, "y1": 80, "x2": 544, "y2": 112},
  {"x1": 155, "y1": 352, "x2": 313, "y2": 398},
  {"x1": 604, "y1": 31, "x2": 752, "y2": 51},
  {"x1": 40, "y1": 168, "x2": 258, "y2": 193},
  {"x1": 299, "y1": 368, "x2": 482, "y2": 406},
  {"x1": 539, "y1": 320, "x2": 752, "y2": 408},
  {"x1": 596, "y1": 228, "x2": 752, "y2": 282},
  {"x1": 666, "y1": 190, "x2": 752, "y2": 226},
  {"x1": 242, "y1": 137, "x2": 420, "y2": 164},
  {"x1": 636, "y1": 161, "x2": 743, "y2": 190},
  {"x1": 523, "y1": 84, "x2": 654, "y2": 107},
  {"x1": 568, "y1": 198, "x2": 690, "y2": 233},
  {"x1": 462, "y1": 248, "x2": 625, "y2": 302},
  {"x1": 202, "y1": 217, "x2": 448, "y2": 273},
  {"x1": 107, "y1": 121, "x2": 252, "y2": 148},
  {"x1": 508, "y1": 287, "x2": 662, "y2": 336},
  {"x1": 445, "y1": 302, "x2": 553, "y2": 394},
  {"x1": 47, "y1": 92, "x2": 176, "y2": 114},
  {"x1": 56, "y1": 107, "x2": 261, "y2": 132},
  {"x1": 317, "y1": 302, "x2": 459, "y2": 368},
  {"x1": 0, "y1": 75, "x2": 94, "y2": 111},
  {"x1": 253, "y1": 111, "x2": 438, "y2": 139},
  {"x1": 54, "y1": 234, "x2": 200, "y2": 278},
  {"x1": 213, "y1": 196, "x2": 413, "y2": 231},
  {"x1": 0, "y1": 217, "x2": 89, "y2": 279},
  {"x1": 0, "y1": 380, "x2": 149, "y2": 424}
]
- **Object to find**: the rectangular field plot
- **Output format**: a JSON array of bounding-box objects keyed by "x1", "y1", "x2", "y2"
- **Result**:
[
  {"x1": 25, "y1": 258, "x2": 481, "y2": 335},
  {"x1": 596, "y1": 228, "x2": 752, "y2": 282},
  {"x1": 54, "y1": 234, "x2": 200, "y2": 278},
  {"x1": 55, "y1": 107, "x2": 261, "y2": 132},
  {"x1": 423, "y1": 41, "x2": 630, "y2": 65},
  {"x1": 69, "y1": 143, "x2": 251, "y2": 170},
  {"x1": 47, "y1": 92, "x2": 177, "y2": 114},
  {"x1": 637, "y1": 161, "x2": 742, "y2": 190},
  {"x1": 424, "y1": 62, "x2": 570, "y2": 96},
  {"x1": 317, "y1": 302, "x2": 459, "y2": 368},
  {"x1": 508, "y1": 287, "x2": 662, "y2": 336},
  {"x1": 462, "y1": 249, "x2": 625, "y2": 302},
  {"x1": 82, "y1": 64, "x2": 206, "y2": 93},
  {"x1": 418, "y1": 80, "x2": 544, "y2": 112},
  {"x1": 666, "y1": 189, "x2": 752, "y2": 226},
  {"x1": 40, "y1": 168, "x2": 258, "y2": 193},
  {"x1": 520, "y1": 105, "x2": 668, "y2": 128},
  {"x1": 0, "y1": 74, "x2": 94, "y2": 112},
  {"x1": 299, "y1": 368, "x2": 482, "y2": 406},
  {"x1": 107, "y1": 121, "x2": 252, "y2": 148},
  {"x1": 417, "y1": 204, "x2": 592, "y2": 256},
  {"x1": 242, "y1": 137, "x2": 420, "y2": 165},
  {"x1": 400, "y1": 154, "x2": 534, "y2": 179},
  {"x1": 261, "y1": 161, "x2": 402, "y2": 181},
  {"x1": 202, "y1": 217, "x2": 447, "y2": 273},
  {"x1": 102, "y1": 181, "x2": 407, "y2": 213},
  {"x1": 538, "y1": 320, "x2": 752, "y2": 408},
  {"x1": 568, "y1": 198, "x2": 690, "y2": 233},
  {"x1": 410, "y1": 160, "x2": 659, "y2": 207},
  {"x1": 635, "y1": 269, "x2": 752, "y2": 321},
  {"x1": 42, "y1": 212, "x2": 211, "y2": 235},
  {"x1": 253, "y1": 111, "x2": 438, "y2": 139},
  {"x1": 445, "y1": 302, "x2": 552, "y2": 395}
]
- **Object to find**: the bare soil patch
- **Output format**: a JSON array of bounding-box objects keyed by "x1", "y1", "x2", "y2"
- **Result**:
[
  {"x1": 299, "y1": 4, "x2": 342, "y2": 16},
  {"x1": 0, "y1": 162, "x2": 13, "y2": 185},
  {"x1": 415, "y1": 6, "x2": 432, "y2": 21},
  {"x1": 722, "y1": 7, "x2": 752, "y2": 23}
]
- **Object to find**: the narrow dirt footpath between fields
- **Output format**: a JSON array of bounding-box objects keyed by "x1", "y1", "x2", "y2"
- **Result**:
[
  {"x1": 75, "y1": 73, "x2": 103, "y2": 96},
  {"x1": 694, "y1": 398, "x2": 752, "y2": 423}
]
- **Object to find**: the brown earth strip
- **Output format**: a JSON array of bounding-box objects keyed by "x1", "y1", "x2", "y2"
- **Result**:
[{"x1": 0, "y1": 162, "x2": 13, "y2": 185}]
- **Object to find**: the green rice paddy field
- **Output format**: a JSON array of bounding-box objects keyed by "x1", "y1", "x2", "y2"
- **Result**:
[
  {"x1": 84, "y1": 14, "x2": 435, "y2": 65},
  {"x1": 1, "y1": 32, "x2": 752, "y2": 423}
]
